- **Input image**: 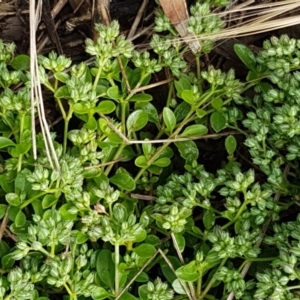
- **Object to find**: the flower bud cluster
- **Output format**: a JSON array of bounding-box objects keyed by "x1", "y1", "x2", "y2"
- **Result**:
[
  {"x1": 145, "y1": 278, "x2": 174, "y2": 300},
  {"x1": 216, "y1": 267, "x2": 247, "y2": 299}
]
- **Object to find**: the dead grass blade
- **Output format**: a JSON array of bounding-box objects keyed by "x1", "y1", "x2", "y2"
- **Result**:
[
  {"x1": 29, "y1": 0, "x2": 60, "y2": 171},
  {"x1": 153, "y1": 0, "x2": 300, "y2": 46}
]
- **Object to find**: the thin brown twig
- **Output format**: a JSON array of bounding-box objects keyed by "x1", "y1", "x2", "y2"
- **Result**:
[
  {"x1": 115, "y1": 251, "x2": 159, "y2": 300},
  {"x1": 128, "y1": 24, "x2": 154, "y2": 42},
  {"x1": 132, "y1": 78, "x2": 173, "y2": 94},
  {"x1": 0, "y1": 206, "x2": 10, "y2": 242},
  {"x1": 127, "y1": 0, "x2": 149, "y2": 39},
  {"x1": 172, "y1": 233, "x2": 196, "y2": 299},
  {"x1": 130, "y1": 194, "x2": 156, "y2": 201},
  {"x1": 4, "y1": 229, "x2": 17, "y2": 242},
  {"x1": 158, "y1": 249, "x2": 194, "y2": 300},
  {"x1": 128, "y1": 131, "x2": 244, "y2": 144}
]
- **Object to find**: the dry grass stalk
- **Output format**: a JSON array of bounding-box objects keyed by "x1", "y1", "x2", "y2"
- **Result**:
[
  {"x1": 29, "y1": 0, "x2": 60, "y2": 171},
  {"x1": 154, "y1": 0, "x2": 300, "y2": 45}
]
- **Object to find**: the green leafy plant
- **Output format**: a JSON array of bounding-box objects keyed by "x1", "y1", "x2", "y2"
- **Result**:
[{"x1": 1, "y1": 0, "x2": 300, "y2": 299}]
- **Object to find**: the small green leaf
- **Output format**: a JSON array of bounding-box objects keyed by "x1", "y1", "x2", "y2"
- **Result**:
[
  {"x1": 15, "y1": 169, "x2": 32, "y2": 194},
  {"x1": 134, "y1": 229, "x2": 147, "y2": 243},
  {"x1": 129, "y1": 93, "x2": 152, "y2": 102},
  {"x1": 84, "y1": 116, "x2": 98, "y2": 131},
  {"x1": 95, "y1": 100, "x2": 116, "y2": 114},
  {"x1": 174, "y1": 102, "x2": 190, "y2": 122},
  {"x1": 96, "y1": 249, "x2": 115, "y2": 289},
  {"x1": 126, "y1": 110, "x2": 148, "y2": 132},
  {"x1": 234, "y1": 44, "x2": 257, "y2": 72},
  {"x1": 196, "y1": 109, "x2": 206, "y2": 118},
  {"x1": 73, "y1": 103, "x2": 88, "y2": 114},
  {"x1": 5, "y1": 193, "x2": 20, "y2": 206},
  {"x1": 210, "y1": 111, "x2": 227, "y2": 132},
  {"x1": 135, "y1": 156, "x2": 148, "y2": 168},
  {"x1": 181, "y1": 90, "x2": 195, "y2": 104},
  {"x1": 203, "y1": 210, "x2": 215, "y2": 230},
  {"x1": 152, "y1": 157, "x2": 170, "y2": 167},
  {"x1": 175, "y1": 78, "x2": 192, "y2": 97},
  {"x1": 107, "y1": 133, "x2": 123, "y2": 144},
  {"x1": 174, "y1": 233, "x2": 185, "y2": 252},
  {"x1": 96, "y1": 84, "x2": 109, "y2": 97},
  {"x1": 0, "y1": 174, "x2": 13, "y2": 193},
  {"x1": 147, "y1": 165, "x2": 162, "y2": 175},
  {"x1": 110, "y1": 172, "x2": 136, "y2": 191},
  {"x1": 135, "y1": 102, "x2": 159, "y2": 123},
  {"x1": 76, "y1": 232, "x2": 89, "y2": 244},
  {"x1": 0, "y1": 205, "x2": 7, "y2": 219},
  {"x1": 259, "y1": 82, "x2": 273, "y2": 94},
  {"x1": 107, "y1": 86, "x2": 123, "y2": 100},
  {"x1": 54, "y1": 85, "x2": 70, "y2": 98},
  {"x1": 176, "y1": 261, "x2": 200, "y2": 282},
  {"x1": 225, "y1": 135, "x2": 237, "y2": 156},
  {"x1": 2, "y1": 253, "x2": 15, "y2": 268},
  {"x1": 160, "y1": 256, "x2": 181, "y2": 283},
  {"x1": 42, "y1": 194, "x2": 58, "y2": 209},
  {"x1": 15, "y1": 210, "x2": 26, "y2": 227},
  {"x1": 31, "y1": 199, "x2": 44, "y2": 217},
  {"x1": 172, "y1": 279, "x2": 187, "y2": 295},
  {"x1": 211, "y1": 98, "x2": 223, "y2": 110},
  {"x1": 10, "y1": 54, "x2": 30, "y2": 70},
  {"x1": 135, "y1": 272, "x2": 149, "y2": 283},
  {"x1": 54, "y1": 72, "x2": 69, "y2": 83},
  {"x1": 83, "y1": 168, "x2": 102, "y2": 179},
  {"x1": 181, "y1": 124, "x2": 208, "y2": 137},
  {"x1": 133, "y1": 244, "x2": 156, "y2": 258},
  {"x1": 119, "y1": 292, "x2": 137, "y2": 300},
  {"x1": 0, "y1": 241, "x2": 10, "y2": 258},
  {"x1": 0, "y1": 137, "x2": 15, "y2": 148},
  {"x1": 138, "y1": 285, "x2": 148, "y2": 300},
  {"x1": 92, "y1": 287, "x2": 113, "y2": 300},
  {"x1": 175, "y1": 141, "x2": 199, "y2": 160},
  {"x1": 59, "y1": 203, "x2": 77, "y2": 221},
  {"x1": 8, "y1": 206, "x2": 20, "y2": 222},
  {"x1": 10, "y1": 143, "x2": 31, "y2": 156},
  {"x1": 142, "y1": 142, "x2": 152, "y2": 158},
  {"x1": 163, "y1": 107, "x2": 176, "y2": 133}
]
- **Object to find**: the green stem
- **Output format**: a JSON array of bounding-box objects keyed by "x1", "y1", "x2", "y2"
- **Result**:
[
  {"x1": 20, "y1": 189, "x2": 58, "y2": 209},
  {"x1": 132, "y1": 131, "x2": 141, "y2": 154},
  {"x1": 222, "y1": 197, "x2": 249, "y2": 230},
  {"x1": 63, "y1": 283, "x2": 73, "y2": 299},
  {"x1": 134, "y1": 108, "x2": 195, "y2": 182},
  {"x1": 121, "y1": 101, "x2": 127, "y2": 136},
  {"x1": 92, "y1": 60, "x2": 104, "y2": 92},
  {"x1": 17, "y1": 113, "x2": 25, "y2": 172},
  {"x1": 166, "y1": 81, "x2": 174, "y2": 108},
  {"x1": 63, "y1": 107, "x2": 73, "y2": 155},
  {"x1": 287, "y1": 285, "x2": 300, "y2": 290},
  {"x1": 104, "y1": 143, "x2": 126, "y2": 176},
  {"x1": 56, "y1": 98, "x2": 67, "y2": 120},
  {"x1": 196, "y1": 273, "x2": 202, "y2": 298},
  {"x1": 134, "y1": 89, "x2": 216, "y2": 182},
  {"x1": 115, "y1": 242, "x2": 120, "y2": 297},
  {"x1": 51, "y1": 242, "x2": 56, "y2": 256},
  {"x1": 238, "y1": 260, "x2": 247, "y2": 273},
  {"x1": 199, "y1": 257, "x2": 227, "y2": 299},
  {"x1": 245, "y1": 257, "x2": 277, "y2": 262},
  {"x1": 227, "y1": 125, "x2": 248, "y2": 136}
]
